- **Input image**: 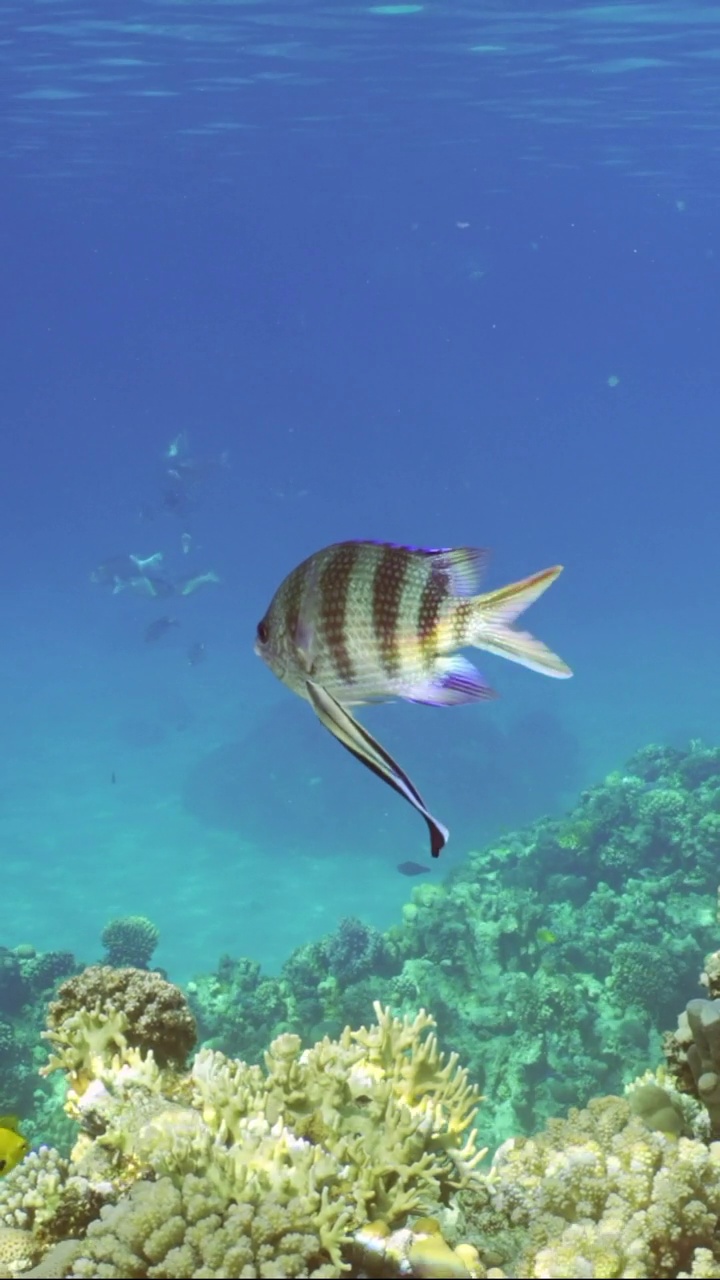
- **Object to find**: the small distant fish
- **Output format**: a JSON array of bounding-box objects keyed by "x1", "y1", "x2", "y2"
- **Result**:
[
  {"x1": 161, "y1": 487, "x2": 197, "y2": 519},
  {"x1": 397, "y1": 860, "x2": 431, "y2": 877},
  {"x1": 536, "y1": 927, "x2": 558, "y2": 946},
  {"x1": 187, "y1": 641, "x2": 206, "y2": 666},
  {"x1": 166, "y1": 431, "x2": 190, "y2": 460},
  {"x1": 90, "y1": 552, "x2": 163, "y2": 593},
  {"x1": 181, "y1": 532, "x2": 193, "y2": 555},
  {"x1": 256, "y1": 541, "x2": 571, "y2": 857},
  {"x1": 0, "y1": 1116, "x2": 29, "y2": 1177},
  {"x1": 175, "y1": 570, "x2": 221, "y2": 597},
  {"x1": 144, "y1": 616, "x2": 180, "y2": 644}
]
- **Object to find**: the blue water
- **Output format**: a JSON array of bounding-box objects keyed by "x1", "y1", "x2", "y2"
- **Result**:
[{"x1": 2, "y1": 1, "x2": 719, "y2": 980}]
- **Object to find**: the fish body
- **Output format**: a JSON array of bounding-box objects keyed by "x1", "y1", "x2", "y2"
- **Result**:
[
  {"x1": 0, "y1": 1117, "x2": 29, "y2": 1176},
  {"x1": 144, "y1": 616, "x2": 179, "y2": 643},
  {"x1": 176, "y1": 570, "x2": 221, "y2": 597},
  {"x1": 536, "y1": 927, "x2": 558, "y2": 945},
  {"x1": 256, "y1": 541, "x2": 571, "y2": 856},
  {"x1": 397, "y1": 860, "x2": 431, "y2": 876},
  {"x1": 90, "y1": 552, "x2": 164, "y2": 592},
  {"x1": 257, "y1": 541, "x2": 570, "y2": 705}
]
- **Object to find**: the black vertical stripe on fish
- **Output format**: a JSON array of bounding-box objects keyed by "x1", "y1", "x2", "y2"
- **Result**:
[
  {"x1": 284, "y1": 567, "x2": 306, "y2": 663},
  {"x1": 372, "y1": 543, "x2": 411, "y2": 677},
  {"x1": 452, "y1": 598, "x2": 473, "y2": 647},
  {"x1": 319, "y1": 543, "x2": 359, "y2": 684},
  {"x1": 417, "y1": 569, "x2": 449, "y2": 665},
  {"x1": 305, "y1": 678, "x2": 449, "y2": 857}
]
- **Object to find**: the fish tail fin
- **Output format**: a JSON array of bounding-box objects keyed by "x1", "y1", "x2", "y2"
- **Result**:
[{"x1": 468, "y1": 566, "x2": 572, "y2": 678}]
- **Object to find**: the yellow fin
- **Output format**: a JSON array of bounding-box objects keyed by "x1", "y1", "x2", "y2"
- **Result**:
[{"x1": 470, "y1": 566, "x2": 572, "y2": 678}]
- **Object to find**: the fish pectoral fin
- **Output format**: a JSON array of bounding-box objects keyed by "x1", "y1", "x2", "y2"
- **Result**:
[{"x1": 305, "y1": 680, "x2": 448, "y2": 858}]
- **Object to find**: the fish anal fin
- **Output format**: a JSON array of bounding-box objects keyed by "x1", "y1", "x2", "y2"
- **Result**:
[{"x1": 407, "y1": 656, "x2": 497, "y2": 706}]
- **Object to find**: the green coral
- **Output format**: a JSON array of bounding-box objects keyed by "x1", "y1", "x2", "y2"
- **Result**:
[{"x1": 184, "y1": 739, "x2": 720, "y2": 1150}]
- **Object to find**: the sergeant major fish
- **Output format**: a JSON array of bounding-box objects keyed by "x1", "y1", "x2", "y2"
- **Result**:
[{"x1": 255, "y1": 540, "x2": 572, "y2": 858}]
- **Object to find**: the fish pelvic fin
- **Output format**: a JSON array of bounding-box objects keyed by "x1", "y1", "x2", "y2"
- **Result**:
[
  {"x1": 467, "y1": 566, "x2": 572, "y2": 678},
  {"x1": 305, "y1": 680, "x2": 448, "y2": 857}
]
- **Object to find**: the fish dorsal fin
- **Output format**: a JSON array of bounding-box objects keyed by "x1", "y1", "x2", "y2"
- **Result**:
[
  {"x1": 0, "y1": 1116, "x2": 21, "y2": 1133},
  {"x1": 428, "y1": 547, "x2": 489, "y2": 596}
]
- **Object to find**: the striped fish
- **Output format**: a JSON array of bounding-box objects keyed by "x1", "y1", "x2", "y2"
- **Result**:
[{"x1": 255, "y1": 541, "x2": 571, "y2": 857}]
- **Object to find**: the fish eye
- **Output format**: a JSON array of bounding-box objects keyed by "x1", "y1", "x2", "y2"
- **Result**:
[{"x1": 256, "y1": 619, "x2": 270, "y2": 645}]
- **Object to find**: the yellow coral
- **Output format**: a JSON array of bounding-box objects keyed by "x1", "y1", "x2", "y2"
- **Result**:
[
  {"x1": 35, "y1": 975, "x2": 485, "y2": 1276},
  {"x1": 192, "y1": 1000, "x2": 484, "y2": 1222}
]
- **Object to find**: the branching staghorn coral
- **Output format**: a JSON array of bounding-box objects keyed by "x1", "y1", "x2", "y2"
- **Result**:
[
  {"x1": 190, "y1": 1000, "x2": 484, "y2": 1224},
  {"x1": 20, "y1": 983, "x2": 485, "y2": 1278}
]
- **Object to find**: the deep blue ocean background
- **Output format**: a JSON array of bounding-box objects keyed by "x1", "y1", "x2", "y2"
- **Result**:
[{"x1": 2, "y1": 1, "x2": 719, "y2": 981}]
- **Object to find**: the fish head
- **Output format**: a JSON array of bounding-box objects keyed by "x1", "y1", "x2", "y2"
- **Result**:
[
  {"x1": 256, "y1": 558, "x2": 321, "y2": 690},
  {"x1": 254, "y1": 609, "x2": 289, "y2": 681},
  {"x1": 0, "y1": 1127, "x2": 28, "y2": 1176}
]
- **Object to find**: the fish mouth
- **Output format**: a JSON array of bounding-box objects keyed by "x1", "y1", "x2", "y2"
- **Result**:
[{"x1": 254, "y1": 641, "x2": 286, "y2": 680}]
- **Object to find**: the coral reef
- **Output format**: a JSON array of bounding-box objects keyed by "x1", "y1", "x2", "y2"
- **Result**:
[
  {"x1": 459, "y1": 1093, "x2": 720, "y2": 1278},
  {"x1": 189, "y1": 739, "x2": 720, "y2": 1149},
  {"x1": 43, "y1": 965, "x2": 196, "y2": 1083},
  {"x1": 664, "y1": 947, "x2": 720, "y2": 1137},
  {"x1": 0, "y1": 947, "x2": 78, "y2": 1153},
  {"x1": 5, "y1": 738, "x2": 720, "y2": 1276},
  {"x1": 100, "y1": 916, "x2": 159, "y2": 970},
  {"x1": 0, "y1": 982, "x2": 484, "y2": 1278}
]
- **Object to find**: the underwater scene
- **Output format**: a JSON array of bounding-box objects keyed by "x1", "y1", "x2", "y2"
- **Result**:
[{"x1": 3, "y1": 0, "x2": 720, "y2": 1276}]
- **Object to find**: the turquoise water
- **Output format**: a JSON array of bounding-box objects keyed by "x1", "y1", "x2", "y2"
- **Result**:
[{"x1": 3, "y1": 0, "x2": 720, "y2": 983}]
